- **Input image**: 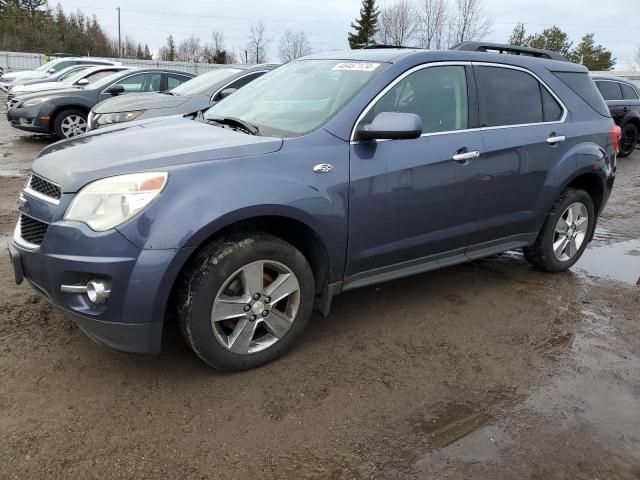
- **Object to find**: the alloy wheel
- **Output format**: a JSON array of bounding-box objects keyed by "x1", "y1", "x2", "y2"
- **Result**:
[
  {"x1": 210, "y1": 260, "x2": 301, "y2": 354},
  {"x1": 553, "y1": 202, "x2": 589, "y2": 262},
  {"x1": 60, "y1": 114, "x2": 87, "y2": 138}
]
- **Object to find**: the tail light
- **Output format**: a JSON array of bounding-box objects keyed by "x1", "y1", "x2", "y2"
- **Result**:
[{"x1": 611, "y1": 124, "x2": 622, "y2": 155}]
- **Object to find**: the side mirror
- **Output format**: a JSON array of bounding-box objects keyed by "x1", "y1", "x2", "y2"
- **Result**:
[
  {"x1": 47, "y1": 68, "x2": 56, "y2": 74},
  {"x1": 106, "y1": 84, "x2": 125, "y2": 95},
  {"x1": 218, "y1": 87, "x2": 238, "y2": 100},
  {"x1": 76, "y1": 78, "x2": 90, "y2": 86},
  {"x1": 356, "y1": 112, "x2": 422, "y2": 141}
]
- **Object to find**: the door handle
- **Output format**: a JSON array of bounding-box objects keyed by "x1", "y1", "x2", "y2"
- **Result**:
[
  {"x1": 452, "y1": 150, "x2": 480, "y2": 164},
  {"x1": 546, "y1": 135, "x2": 566, "y2": 145}
]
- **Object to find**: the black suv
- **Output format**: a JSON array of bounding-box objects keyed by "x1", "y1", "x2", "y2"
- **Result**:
[{"x1": 593, "y1": 75, "x2": 640, "y2": 157}]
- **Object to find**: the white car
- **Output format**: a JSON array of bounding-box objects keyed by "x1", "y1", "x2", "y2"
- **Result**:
[
  {"x1": 9, "y1": 66, "x2": 132, "y2": 97},
  {"x1": 0, "y1": 57, "x2": 119, "y2": 92}
]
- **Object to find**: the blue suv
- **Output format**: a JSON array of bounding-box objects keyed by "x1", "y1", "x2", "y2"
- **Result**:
[{"x1": 9, "y1": 43, "x2": 619, "y2": 370}]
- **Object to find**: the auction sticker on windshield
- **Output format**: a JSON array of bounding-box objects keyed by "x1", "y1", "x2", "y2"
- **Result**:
[{"x1": 332, "y1": 63, "x2": 380, "y2": 72}]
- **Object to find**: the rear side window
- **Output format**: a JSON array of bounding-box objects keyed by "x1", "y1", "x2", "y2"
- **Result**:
[
  {"x1": 621, "y1": 83, "x2": 639, "y2": 100},
  {"x1": 596, "y1": 81, "x2": 622, "y2": 100},
  {"x1": 167, "y1": 74, "x2": 192, "y2": 90},
  {"x1": 476, "y1": 66, "x2": 545, "y2": 127},
  {"x1": 554, "y1": 72, "x2": 610, "y2": 117},
  {"x1": 541, "y1": 87, "x2": 563, "y2": 122}
]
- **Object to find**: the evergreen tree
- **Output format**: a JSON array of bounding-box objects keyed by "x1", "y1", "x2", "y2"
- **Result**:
[
  {"x1": 568, "y1": 33, "x2": 615, "y2": 70},
  {"x1": 143, "y1": 44, "x2": 152, "y2": 60},
  {"x1": 523, "y1": 26, "x2": 572, "y2": 57},
  {"x1": 348, "y1": 0, "x2": 379, "y2": 49},
  {"x1": 160, "y1": 35, "x2": 176, "y2": 61}
]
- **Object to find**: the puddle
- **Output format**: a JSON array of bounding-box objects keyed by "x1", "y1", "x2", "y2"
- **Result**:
[
  {"x1": 572, "y1": 239, "x2": 640, "y2": 285},
  {"x1": 413, "y1": 404, "x2": 493, "y2": 450}
]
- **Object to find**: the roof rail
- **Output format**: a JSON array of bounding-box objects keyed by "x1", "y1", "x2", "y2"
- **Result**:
[
  {"x1": 451, "y1": 42, "x2": 569, "y2": 62},
  {"x1": 362, "y1": 44, "x2": 420, "y2": 50}
]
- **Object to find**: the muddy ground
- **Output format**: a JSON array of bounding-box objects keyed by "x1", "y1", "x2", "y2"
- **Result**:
[{"x1": 0, "y1": 96, "x2": 639, "y2": 479}]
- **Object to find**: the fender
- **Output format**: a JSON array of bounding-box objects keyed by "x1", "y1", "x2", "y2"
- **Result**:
[{"x1": 620, "y1": 110, "x2": 640, "y2": 128}]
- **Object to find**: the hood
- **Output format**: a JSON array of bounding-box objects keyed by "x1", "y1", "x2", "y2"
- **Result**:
[
  {"x1": 93, "y1": 92, "x2": 191, "y2": 114},
  {"x1": 13, "y1": 86, "x2": 85, "y2": 102},
  {"x1": 3, "y1": 71, "x2": 47, "y2": 82},
  {"x1": 12, "y1": 82, "x2": 64, "y2": 93},
  {"x1": 32, "y1": 116, "x2": 283, "y2": 192}
]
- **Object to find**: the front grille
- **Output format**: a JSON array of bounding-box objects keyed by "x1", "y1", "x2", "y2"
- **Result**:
[
  {"x1": 19, "y1": 214, "x2": 48, "y2": 245},
  {"x1": 28, "y1": 175, "x2": 62, "y2": 201}
]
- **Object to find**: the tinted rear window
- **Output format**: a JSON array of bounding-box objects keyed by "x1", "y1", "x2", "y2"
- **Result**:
[
  {"x1": 621, "y1": 83, "x2": 639, "y2": 100},
  {"x1": 476, "y1": 66, "x2": 543, "y2": 127},
  {"x1": 596, "y1": 81, "x2": 622, "y2": 100},
  {"x1": 554, "y1": 72, "x2": 610, "y2": 117}
]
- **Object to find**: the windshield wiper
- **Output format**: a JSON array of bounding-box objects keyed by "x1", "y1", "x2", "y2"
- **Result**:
[
  {"x1": 205, "y1": 116, "x2": 260, "y2": 135},
  {"x1": 161, "y1": 90, "x2": 177, "y2": 95}
]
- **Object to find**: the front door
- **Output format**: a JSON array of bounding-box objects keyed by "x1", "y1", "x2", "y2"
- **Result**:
[{"x1": 346, "y1": 64, "x2": 482, "y2": 282}]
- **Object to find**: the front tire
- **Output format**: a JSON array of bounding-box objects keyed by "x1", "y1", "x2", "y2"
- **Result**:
[
  {"x1": 618, "y1": 123, "x2": 638, "y2": 158},
  {"x1": 523, "y1": 188, "x2": 595, "y2": 272},
  {"x1": 53, "y1": 109, "x2": 88, "y2": 139},
  {"x1": 177, "y1": 233, "x2": 315, "y2": 371}
]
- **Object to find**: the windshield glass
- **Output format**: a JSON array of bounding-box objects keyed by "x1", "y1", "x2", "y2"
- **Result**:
[
  {"x1": 89, "y1": 71, "x2": 131, "y2": 90},
  {"x1": 63, "y1": 67, "x2": 97, "y2": 84},
  {"x1": 58, "y1": 66, "x2": 88, "y2": 81},
  {"x1": 204, "y1": 59, "x2": 387, "y2": 138},
  {"x1": 171, "y1": 68, "x2": 242, "y2": 95},
  {"x1": 35, "y1": 59, "x2": 60, "y2": 72}
]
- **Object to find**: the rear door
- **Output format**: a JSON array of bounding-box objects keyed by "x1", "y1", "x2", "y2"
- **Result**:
[{"x1": 470, "y1": 64, "x2": 569, "y2": 254}]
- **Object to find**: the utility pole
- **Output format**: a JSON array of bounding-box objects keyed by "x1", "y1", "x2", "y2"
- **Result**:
[{"x1": 117, "y1": 7, "x2": 122, "y2": 58}]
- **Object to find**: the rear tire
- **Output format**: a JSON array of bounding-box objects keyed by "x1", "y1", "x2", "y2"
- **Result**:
[
  {"x1": 523, "y1": 188, "x2": 595, "y2": 272},
  {"x1": 177, "y1": 233, "x2": 315, "y2": 371},
  {"x1": 618, "y1": 123, "x2": 638, "y2": 158},
  {"x1": 53, "y1": 109, "x2": 88, "y2": 139}
]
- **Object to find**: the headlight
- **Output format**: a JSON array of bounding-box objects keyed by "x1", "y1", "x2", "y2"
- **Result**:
[
  {"x1": 95, "y1": 110, "x2": 144, "y2": 126},
  {"x1": 64, "y1": 172, "x2": 168, "y2": 231},
  {"x1": 20, "y1": 97, "x2": 51, "y2": 108}
]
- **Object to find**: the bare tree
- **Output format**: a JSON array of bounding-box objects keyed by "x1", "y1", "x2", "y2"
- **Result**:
[
  {"x1": 635, "y1": 44, "x2": 640, "y2": 70},
  {"x1": 416, "y1": 0, "x2": 448, "y2": 49},
  {"x1": 176, "y1": 35, "x2": 202, "y2": 62},
  {"x1": 451, "y1": 0, "x2": 491, "y2": 45},
  {"x1": 375, "y1": 0, "x2": 417, "y2": 47},
  {"x1": 202, "y1": 31, "x2": 235, "y2": 63},
  {"x1": 278, "y1": 30, "x2": 312, "y2": 63},
  {"x1": 247, "y1": 21, "x2": 269, "y2": 64}
]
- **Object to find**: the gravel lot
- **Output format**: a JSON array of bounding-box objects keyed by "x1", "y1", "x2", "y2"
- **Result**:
[{"x1": 1, "y1": 96, "x2": 639, "y2": 479}]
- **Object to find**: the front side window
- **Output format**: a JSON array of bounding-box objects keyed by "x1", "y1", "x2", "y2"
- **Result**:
[
  {"x1": 205, "y1": 59, "x2": 388, "y2": 138},
  {"x1": 621, "y1": 83, "x2": 639, "y2": 100},
  {"x1": 49, "y1": 60, "x2": 76, "y2": 73},
  {"x1": 596, "y1": 81, "x2": 622, "y2": 101},
  {"x1": 477, "y1": 66, "x2": 551, "y2": 127},
  {"x1": 359, "y1": 65, "x2": 469, "y2": 134},
  {"x1": 118, "y1": 73, "x2": 162, "y2": 92}
]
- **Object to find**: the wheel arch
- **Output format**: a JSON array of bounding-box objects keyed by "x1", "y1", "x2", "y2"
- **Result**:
[
  {"x1": 163, "y1": 212, "x2": 334, "y2": 325},
  {"x1": 49, "y1": 103, "x2": 91, "y2": 132}
]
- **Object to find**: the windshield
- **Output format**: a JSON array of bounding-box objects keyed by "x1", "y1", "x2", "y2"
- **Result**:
[
  {"x1": 64, "y1": 67, "x2": 97, "y2": 84},
  {"x1": 58, "y1": 66, "x2": 88, "y2": 81},
  {"x1": 35, "y1": 59, "x2": 60, "y2": 72},
  {"x1": 204, "y1": 59, "x2": 387, "y2": 138},
  {"x1": 89, "y1": 70, "x2": 131, "y2": 90},
  {"x1": 171, "y1": 68, "x2": 242, "y2": 95}
]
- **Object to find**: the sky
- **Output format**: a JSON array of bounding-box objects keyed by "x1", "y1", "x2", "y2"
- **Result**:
[{"x1": 55, "y1": 0, "x2": 639, "y2": 69}]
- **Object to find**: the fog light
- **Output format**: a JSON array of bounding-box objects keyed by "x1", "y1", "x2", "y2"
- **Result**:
[{"x1": 86, "y1": 280, "x2": 110, "y2": 305}]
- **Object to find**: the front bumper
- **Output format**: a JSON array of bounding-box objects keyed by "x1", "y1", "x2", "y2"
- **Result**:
[
  {"x1": 6, "y1": 104, "x2": 50, "y2": 133},
  {"x1": 9, "y1": 210, "x2": 193, "y2": 353}
]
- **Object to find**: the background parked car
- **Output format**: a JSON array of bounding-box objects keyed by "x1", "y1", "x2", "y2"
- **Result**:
[
  {"x1": 0, "y1": 57, "x2": 119, "y2": 92},
  {"x1": 7, "y1": 68, "x2": 195, "y2": 139},
  {"x1": 7, "y1": 66, "x2": 132, "y2": 103},
  {"x1": 88, "y1": 64, "x2": 278, "y2": 130},
  {"x1": 8, "y1": 64, "x2": 91, "y2": 88},
  {"x1": 592, "y1": 75, "x2": 640, "y2": 157}
]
